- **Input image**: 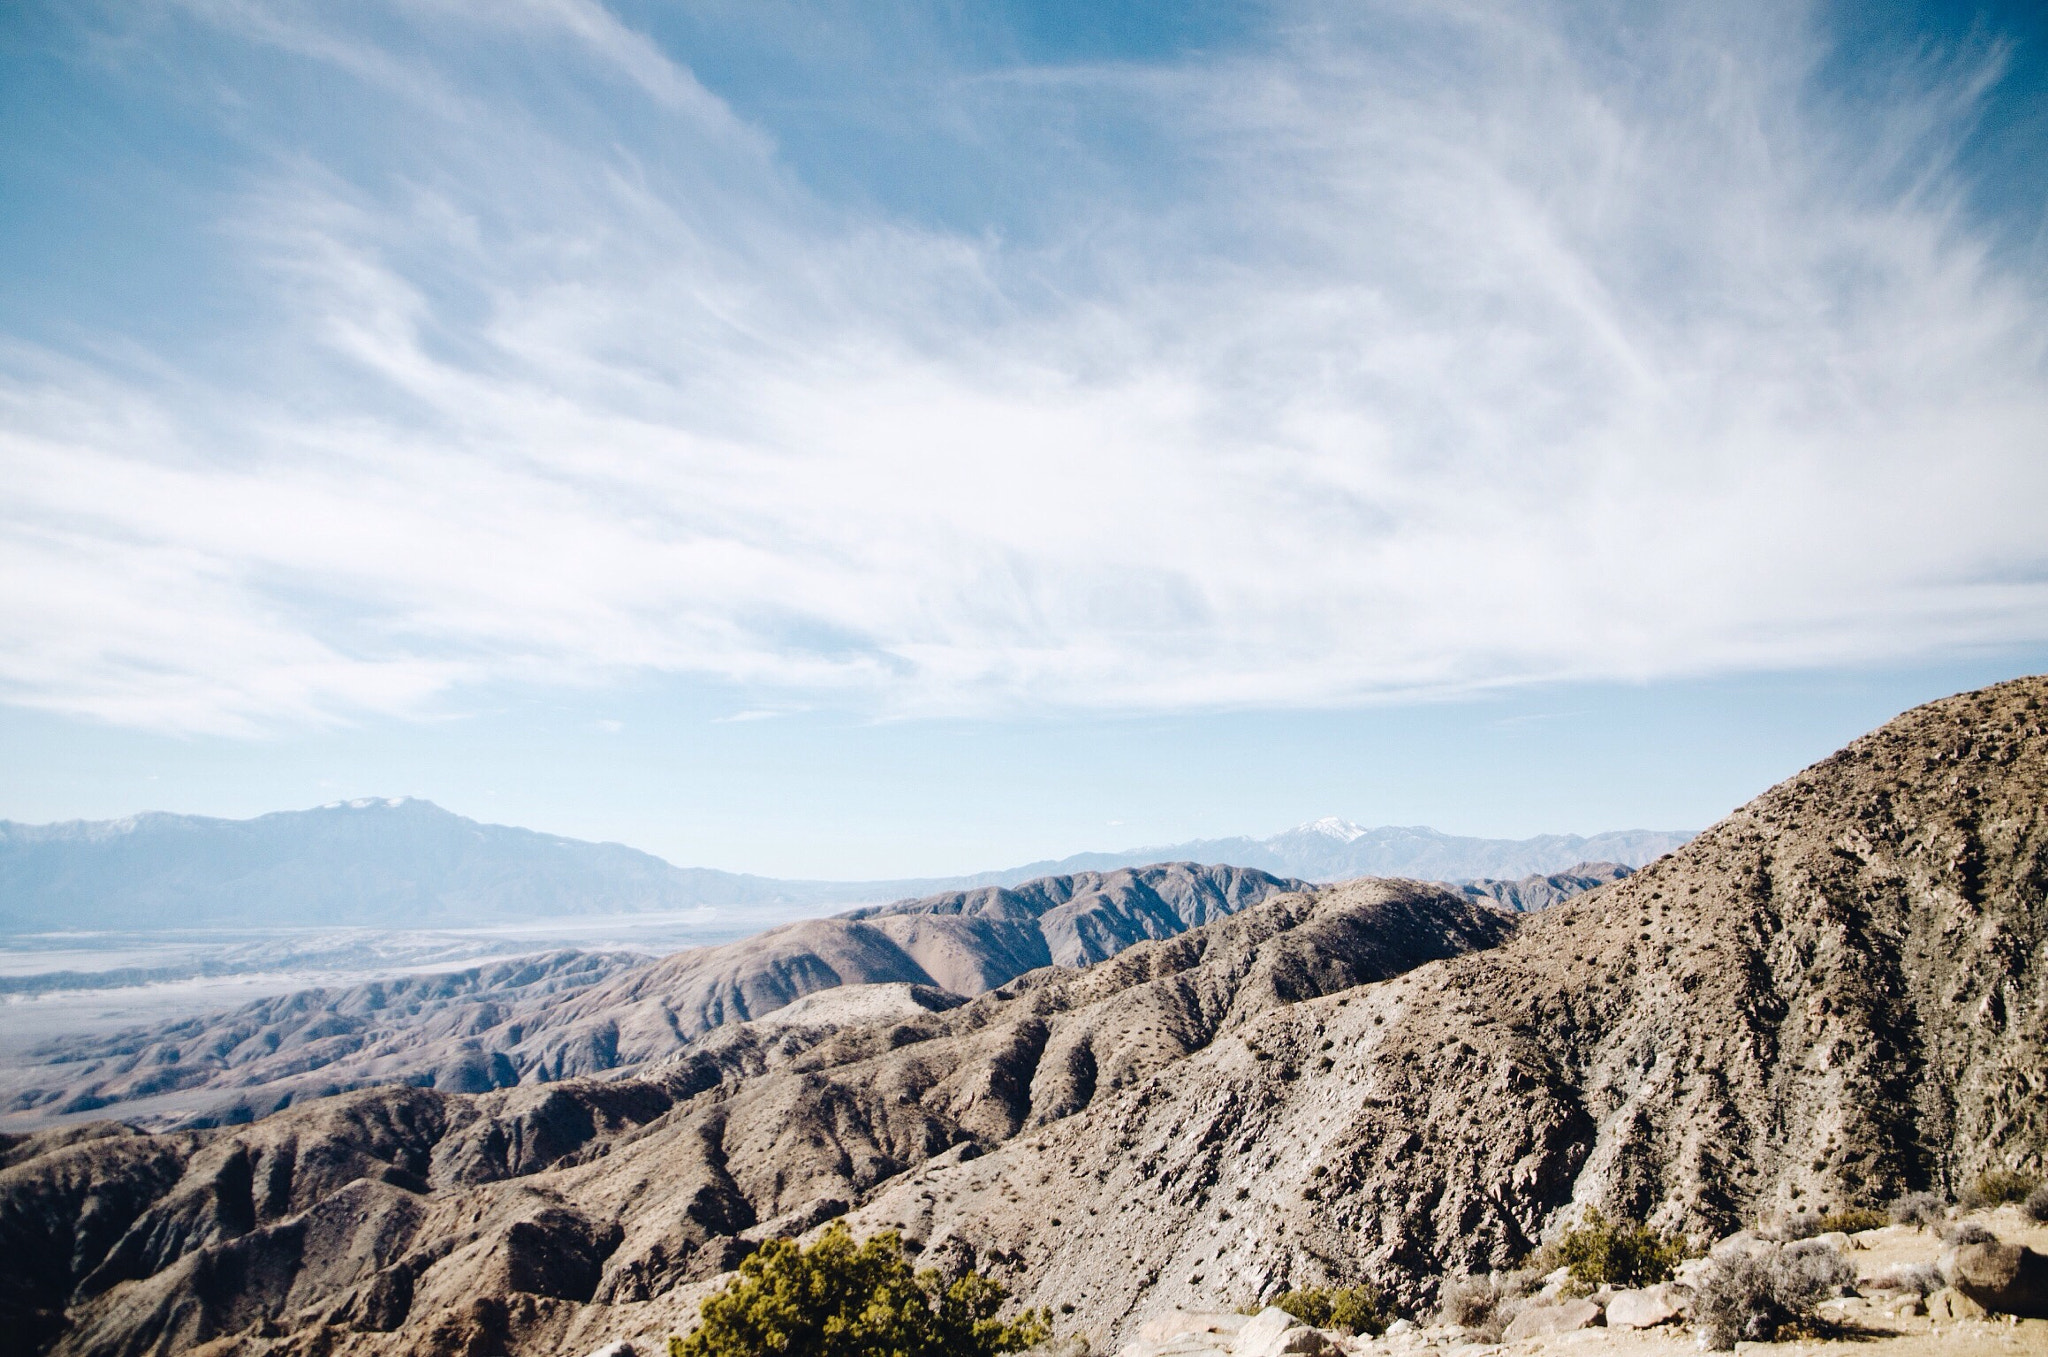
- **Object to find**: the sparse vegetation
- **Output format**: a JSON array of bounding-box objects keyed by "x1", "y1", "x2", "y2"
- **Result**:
[
  {"x1": 1818, "y1": 1207, "x2": 1886, "y2": 1234},
  {"x1": 1961, "y1": 1169, "x2": 2040, "y2": 1208},
  {"x1": 1889, "y1": 1191, "x2": 1947, "y2": 1228},
  {"x1": 2027, "y1": 1183, "x2": 2048, "y2": 1224},
  {"x1": 1433, "y1": 1272, "x2": 1533, "y2": 1340},
  {"x1": 1868, "y1": 1263, "x2": 1942, "y2": 1297},
  {"x1": 1939, "y1": 1220, "x2": 1999, "y2": 1246},
  {"x1": 669, "y1": 1223, "x2": 1050, "y2": 1357},
  {"x1": 1250, "y1": 1284, "x2": 1391, "y2": 1336},
  {"x1": 1544, "y1": 1209, "x2": 1687, "y2": 1287},
  {"x1": 1775, "y1": 1210, "x2": 1825, "y2": 1241},
  {"x1": 1694, "y1": 1240, "x2": 1856, "y2": 1350}
]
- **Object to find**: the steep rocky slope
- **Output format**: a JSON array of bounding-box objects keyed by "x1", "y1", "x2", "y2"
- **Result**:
[
  {"x1": 837, "y1": 675, "x2": 2048, "y2": 1333},
  {"x1": 3, "y1": 677, "x2": 2040, "y2": 1357},
  {"x1": 4, "y1": 864, "x2": 1305, "y2": 1131},
  {"x1": 0, "y1": 879, "x2": 1512, "y2": 1356}
]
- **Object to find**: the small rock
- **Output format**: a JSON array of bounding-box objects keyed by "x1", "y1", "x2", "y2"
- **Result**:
[
  {"x1": 1384, "y1": 1320, "x2": 1415, "y2": 1336},
  {"x1": 1501, "y1": 1299, "x2": 1601, "y2": 1341},
  {"x1": 1888, "y1": 1295, "x2": 1926, "y2": 1318},
  {"x1": 583, "y1": 1344, "x2": 637, "y2": 1357},
  {"x1": 1928, "y1": 1286, "x2": 1989, "y2": 1321},
  {"x1": 1605, "y1": 1282, "x2": 1691, "y2": 1329},
  {"x1": 1945, "y1": 1241, "x2": 2048, "y2": 1318}
]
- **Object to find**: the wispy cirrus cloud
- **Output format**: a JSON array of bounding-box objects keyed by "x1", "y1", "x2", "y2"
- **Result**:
[{"x1": 1, "y1": 0, "x2": 2043, "y2": 734}]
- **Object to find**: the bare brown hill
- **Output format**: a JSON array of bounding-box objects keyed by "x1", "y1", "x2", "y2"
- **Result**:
[
  {"x1": 2, "y1": 677, "x2": 2042, "y2": 1357},
  {"x1": 4, "y1": 863, "x2": 1305, "y2": 1131},
  {"x1": 0, "y1": 879, "x2": 1511, "y2": 1356}
]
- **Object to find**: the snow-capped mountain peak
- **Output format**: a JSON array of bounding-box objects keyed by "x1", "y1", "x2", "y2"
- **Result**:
[{"x1": 1289, "y1": 816, "x2": 1371, "y2": 843}]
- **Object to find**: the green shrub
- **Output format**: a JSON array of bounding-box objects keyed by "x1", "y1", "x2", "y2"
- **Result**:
[
  {"x1": 669, "y1": 1223, "x2": 1050, "y2": 1357},
  {"x1": 1250, "y1": 1285, "x2": 1391, "y2": 1336},
  {"x1": 1547, "y1": 1209, "x2": 1687, "y2": 1288},
  {"x1": 1818, "y1": 1207, "x2": 1887, "y2": 1234},
  {"x1": 1961, "y1": 1169, "x2": 2040, "y2": 1208}
]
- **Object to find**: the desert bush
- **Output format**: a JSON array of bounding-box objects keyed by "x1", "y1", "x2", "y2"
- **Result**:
[
  {"x1": 1889, "y1": 1192, "x2": 1947, "y2": 1228},
  {"x1": 1939, "y1": 1220, "x2": 1999, "y2": 1246},
  {"x1": 1693, "y1": 1242, "x2": 1855, "y2": 1350},
  {"x1": 1868, "y1": 1263, "x2": 1942, "y2": 1297},
  {"x1": 2027, "y1": 1184, "x2": 2048, "y2": 1224},
  {"x1": 1775, "y1": 1210, "x2": 1825, "y2": 1241},
  {"x1": 1256, "y1": 1285, "x2": 1390, "y2": 1336},
  {"x1": 1433, "y1": 1272, "x2": 1532, "y2": 1340},
  {"x1": 669, "y1": 1223, "x2": 1050, "y2": 1357},
  {"x1": 1961, "y1": 1169, "x2": 2040, "y2": 1209},
  {"x1": 1546, "y1": 1209, "x2": 1687, "y2": 1287},
  {"x1": 1818, "y1": 1207, "x2": 1887, "y2": 1235}
]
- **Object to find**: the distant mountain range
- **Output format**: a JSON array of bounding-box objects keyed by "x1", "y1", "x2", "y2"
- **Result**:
[
  {"x1": 977, "y1": 817, "x2": 1693, "y2": 887},
  {"x1": 0, "y1": 798, "x2": 1693, "y2": 932}
]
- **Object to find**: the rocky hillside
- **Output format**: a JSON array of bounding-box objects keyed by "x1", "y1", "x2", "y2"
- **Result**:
[
  {"x1": 2, "y1": 864, "x2": 1305, "y2": 1130},
  {"x1": 0, "y1": 676, "x2": 2039, "y2": 1357},
  {"x1": 0, "y1": 879, "x2": 1513, "y2": 1356}
]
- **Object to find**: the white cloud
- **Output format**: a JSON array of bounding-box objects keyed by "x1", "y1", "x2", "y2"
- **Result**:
[{"x1": 2, "y1": 0, "x2": 2044, "y2": 734}]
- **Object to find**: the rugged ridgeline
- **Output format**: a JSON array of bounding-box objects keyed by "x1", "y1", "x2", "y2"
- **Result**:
[
  {"x1": 975, "y1": 827, "x2": 1688, "y2": 887},
  {"x1": 0, "y1": 797, "x2": 1681, "y2": 931},
  {"x1": 1453, "y1": 861, "x2": 1632, "y2": 912},
  {"x1": 0, "y1": 677, "x2": 2040, "y2": 1357},
  {"x1": 4, "y1": 864, "x2": 1306, "y2": 1128},
  {"x1": 0, "y1": 879, "x2": 1513, "y2": 1357}
]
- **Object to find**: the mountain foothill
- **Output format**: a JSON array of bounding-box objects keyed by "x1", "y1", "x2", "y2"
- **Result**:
[{"x1": 0, "y1": 677, "x2": 2042, "y2": 1357}]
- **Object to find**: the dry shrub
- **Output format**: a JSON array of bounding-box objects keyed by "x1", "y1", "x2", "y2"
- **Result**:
[
  {"x1": 1888, "y1": 1192, "x2": 1947, "y2": 1228},
  {"x1": 1939, "y1": 1221, "x2": 1999, "y2": 1246},
  {"x1": 1433, "y1": 1272, "x2": 1534, "y2": 1340},
  {"x1": 1868, "y1": 1263, "x2": 1942, "y2": 1297},
  {"x1": 1775, "y1": 1210, "x2": 1825, "y2": 1242},
  {"x1": 2027, "y1": 1184, "x2": 2048, "y2": 1225},
  {"x1": 1693, "y1": 1241, "x2": 1855, "y2": 1350}
]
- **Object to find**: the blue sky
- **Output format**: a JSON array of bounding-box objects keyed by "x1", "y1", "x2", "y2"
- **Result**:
[{"x1": 2, "y1": 1, "x2": 2045, "y2": 878}]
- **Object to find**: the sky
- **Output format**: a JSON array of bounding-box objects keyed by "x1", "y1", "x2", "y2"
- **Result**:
[{"x1": 2, "y1": 0, "x2": 2045, "y2": 879}]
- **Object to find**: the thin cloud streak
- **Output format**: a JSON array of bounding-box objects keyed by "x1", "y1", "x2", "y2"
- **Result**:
[{"x1": 1, "y1": 0, "x2": 2044, "y2": 734}]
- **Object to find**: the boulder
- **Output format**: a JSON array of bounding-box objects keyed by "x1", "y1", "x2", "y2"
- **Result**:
[
  {"x1": 1711, "y1": 1232, "x2": 1773, "y2": 1261},
  {"x1": 1815, "y1": 1231, "x2": 1854, "y2": 1254},
  {"x1": 1604, "y1": 1283, "x2": 1691, "y2": 1329},
  {"x1": 583, "y1": 1345, "x2": 638, "y2": 1357},
  {"x1": 1927, "y1": 1287, "x2": 1989, "y2": 1321},
  {"x1": 1501, "y1": 1299, "x2": 1601, "y2": 1341},
  {"x1": 1235, "y1": 1307, "x2": 1337, "y2": 1357},
  {"x1": 1944, "y1": 1241, "x2": 2048, "y2": 1318}
]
